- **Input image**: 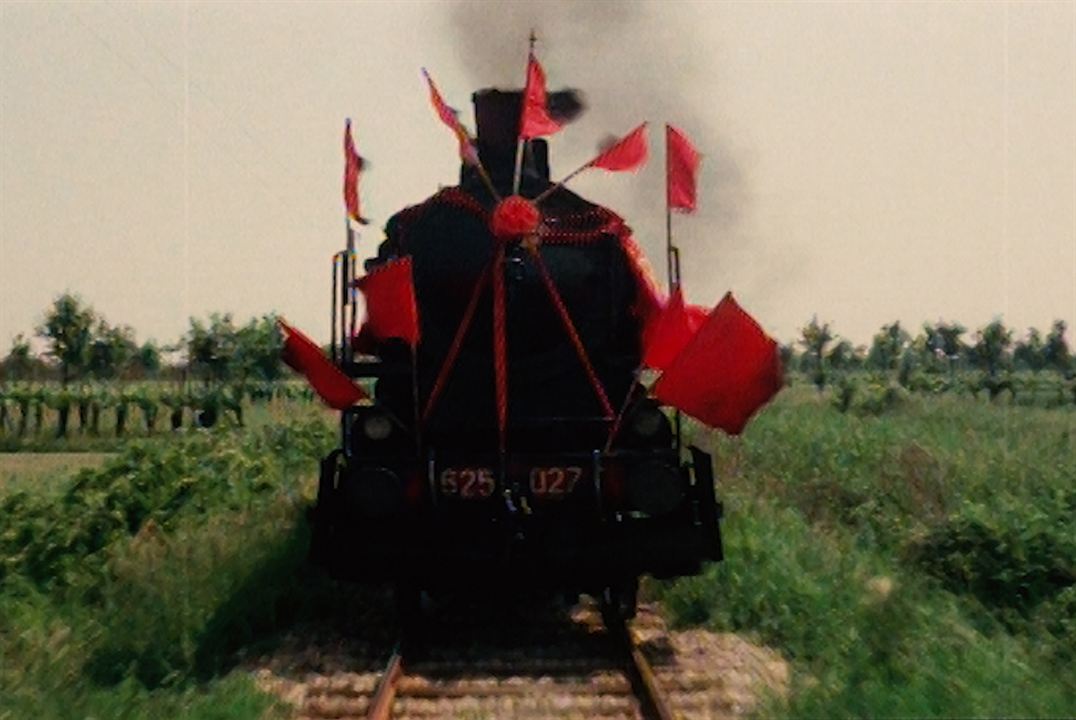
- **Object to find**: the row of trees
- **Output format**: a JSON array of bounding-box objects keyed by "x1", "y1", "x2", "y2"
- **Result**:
[
  {"x1": 0, "y1": 381, "x2": 315, "y2": 440},
  {"x1": 0, "y1": 294, "x2": 286, "y2": 386},
  {"x1": 791, "y1": 318, "x2": 1072, "y2": 390}
]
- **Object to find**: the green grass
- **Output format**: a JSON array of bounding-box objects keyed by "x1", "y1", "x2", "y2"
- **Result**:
[
  {"x1": 0, "y1": 452, "x2": 113, "y2": 497},
  {"x1": 655, "y1": 386, "x2": 1075, "y2": 717},
  {"x1": 4, "y1": 386, "x2": 1072, "y2": 717},
  {"x1": 0, "y1": 402, "x2": 337, "y2": 719}
]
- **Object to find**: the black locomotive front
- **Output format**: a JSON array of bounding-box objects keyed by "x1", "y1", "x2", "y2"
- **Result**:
[{"x1": 309, "y1": 90, "x2": 722, "y2": 618}]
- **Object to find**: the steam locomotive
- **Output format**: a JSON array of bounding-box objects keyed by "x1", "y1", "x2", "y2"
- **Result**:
[{"x1": 308, "y1": 89, "x2": 722, "y2": 623}]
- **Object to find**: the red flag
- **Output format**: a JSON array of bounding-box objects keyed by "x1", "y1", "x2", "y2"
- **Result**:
[
  {"x1": 278, "y1": 319, "x2": 366, "y2": 410},
  {"x1": 653, "y1": 293, "x2": 782, "y2": 435},
  {"x1": 666, "y1": 124, "x2": 700, "y2": 212},
  {"x1": 355, "y1": 256, "x2": 421, "y2": 347},
  {"x1": 590, "y1": 123, "x2": 649, "y2": 172},
  {"x1": 343, "y1": 119, "x2": 368, "y2": 225},
  {"x1": 422, "y1": 69, "x2": 479, "y2": 166},
  {"x1": 642, "y1": 287, "x2": 708, "y2": 371},
  {"x1": 519, "y1": 53, "x2": 562, "y2": 139}
]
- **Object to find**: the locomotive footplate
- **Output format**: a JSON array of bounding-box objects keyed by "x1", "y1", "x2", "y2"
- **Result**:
[{"x1": 309, "y1": 445, "x2": 723, "y2": 587}]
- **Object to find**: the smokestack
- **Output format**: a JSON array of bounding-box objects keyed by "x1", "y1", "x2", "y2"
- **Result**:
[{"x1": 468, "y1": 89, "x2": 549, "y2": 194}]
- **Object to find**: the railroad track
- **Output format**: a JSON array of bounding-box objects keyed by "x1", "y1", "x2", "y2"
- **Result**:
[
  {"x1": 364, "y1": 615, "x2": 675, "y2": 720},
  {"x1": 277, "y1": 598, "x2": 675, "y2": 718},
  {"x1": 259, "y1": 596, "x2": 789, "y2": 720}
]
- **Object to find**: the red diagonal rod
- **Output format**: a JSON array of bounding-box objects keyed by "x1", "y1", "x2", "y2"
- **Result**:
[
  {"x1": 422, "y1": 261, "x2": 493, "y2": 425},
  {"x1": 491, "y1": 245, "x2": 509, "y2": 451},
  {"x1": 527, "y1": 246, "x2": 615, "y2": 418}
]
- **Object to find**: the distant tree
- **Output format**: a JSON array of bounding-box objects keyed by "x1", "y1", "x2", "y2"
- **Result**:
[
  {"x1": 87, "y1": 321, "x2": 137, "y2": 380},
  {"x1": 898, "y1": 346, "x2": 919, "y2": 388},
  {"x1": 134, "y1": 340, "x2": 162, "y2": 378},
  {"x1": 867, "y1": 322, "x2": 910, "y2": 373},
  {"x1": 186, "y1": 314, "x2": 238, "y2": 385},
  {"x1": 910, "y1": 330, "x2": 936, "y2": 373},
  {"x1": 778, "y1": 343, "x2": 797, "y2": 374},
  {"x1": 826, "y1": 338, "x2": 861, "y2": 373},
  {"x1": 1043, "y1": 320, "x2": 1070, "y2": 375},
  {"x1": 1013, "y1": 328, "x2": 1047, "y2": 373},
  {"x1": 1, "y1": 334, "x2": 34, "y2": 381},
  {"x1": 37, "y1": 293, "x2": 96, "y2": 386},
  {"x1": 234, "y1": 315, "x2": 284, "y2": 383},
  {"x1": 920, "y1": 321, "x2": 966, "y2": 379},
  {"x1": 934, "y1": 322, "x2": 967, "y2": 362},
  {"x1": 970, "y1": 319, "x2": 1013, "y2": 377},
  {"x1": 799, "y1": 317, "x2": 834, "y2": 390}
]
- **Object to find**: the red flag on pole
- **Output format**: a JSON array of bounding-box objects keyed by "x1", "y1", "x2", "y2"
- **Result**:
[
  {"x1": 653, "y1": 293, "x2": 782, "y2": 435},
  {"x1": 590, "y1": 123, "x2": 649, "y2": 173},
  {"x1": 666, "y1": 124, "x2": 700, "y2": 212},
  {"x1": 278, "y1": 318, "x2": 366, "y2": 409},
  {"x1": 641, "y1": 287, "x2": 709, "y2": 371},
  {"x1": 520, "y1": 53, "x2": 562, "y2": 139},
  {"x1": 343, "y1": 119, "x2": 368, "y2": 225},
  {"x1": 421, "y1": 68, "x2": 479, "y2": 166},
  {"x1": 355, "y1": 256, "x2": 421, "y2": 347}
]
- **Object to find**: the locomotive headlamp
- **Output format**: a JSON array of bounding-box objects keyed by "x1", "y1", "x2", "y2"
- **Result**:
[
  {"x1": 623, "y1": 398, "x2": 672, "y2": 448},
  {"x1": 625, "y1": 460, "x2": 684, "y2": 516},
  {"x1": 362, "y1": 412, "x2": 394, "y2": 441}
]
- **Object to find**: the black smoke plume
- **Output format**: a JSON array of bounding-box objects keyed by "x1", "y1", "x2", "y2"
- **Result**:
[{"x1": 448, "y1": 0, "x2": 750, "y2": 295}]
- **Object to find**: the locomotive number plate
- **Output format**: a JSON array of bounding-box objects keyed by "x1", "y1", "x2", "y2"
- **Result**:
[
  {"x1": 528, "y1": 466, "x2": 584, "y2": 499},
  {"x1": 439, "y1": 467, "x2": 496, "y2": 500}
]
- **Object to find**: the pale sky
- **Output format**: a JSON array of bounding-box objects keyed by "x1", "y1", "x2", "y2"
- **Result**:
[{"x1": 2, "y1": 1, "x2": 1074, "y2": 349}]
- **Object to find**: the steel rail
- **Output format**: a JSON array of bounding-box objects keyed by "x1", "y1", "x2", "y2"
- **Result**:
[
  {"x1": 366, "y1": 641, "x2": 404, "y2": 720},
  {"x1": 364, "y1": 619, "x2": 674, "y2": 720},
  {"x1": 612, "y1": 620, "x2": 678, "y2": 720}
]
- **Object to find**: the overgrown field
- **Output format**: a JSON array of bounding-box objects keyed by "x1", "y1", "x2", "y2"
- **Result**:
[
  {"x1": 2, "y1": 388, "x2": 1073, "y2": 718},
  {"x1": 0, "y1": 401, "x2": 337, "y2": 719},
  {"x1": 657, "y1": 385, "x2": 1075, "y2": 716}
]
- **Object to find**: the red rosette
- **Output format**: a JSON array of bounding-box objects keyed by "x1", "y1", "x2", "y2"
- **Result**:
[{"x1": 490, "y1": 195, "x2": 540, "y2": 240}]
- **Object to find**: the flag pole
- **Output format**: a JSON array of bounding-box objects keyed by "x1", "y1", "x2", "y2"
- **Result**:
[
  {"x1": 511, "y1": 139, "x2": 526, "y2": 197},
  {"x1": 331, "y1": 251, "x2": 339, "y2": 364},
  {"x1": 344, "y1": 219, "x2": 357, "y2": 365},
  {"x1": 666, "y1": 204, "x2": 678, "y2": 291},
  {"x1": 665, "y1": 124, "x2": 680, "y2": 292},
  {"x1": 473, "y1": 153, "x2": 502, "y2": 202},
  {"x1": 664, "y1": 125, "x2": 684, "y2": 451},
  {"x1": 512, "y1": 30, "x2": 537, "y2": 197},
  {"x1": 533, "y1": 159, "x2": 592, "y2": 205}
]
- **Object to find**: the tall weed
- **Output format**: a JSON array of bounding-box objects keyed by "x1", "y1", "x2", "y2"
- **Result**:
[
  {"x1": 0, "y1": 409, "x2": 334, "y2": 717},
  {"x1": 671, "y1": 388, "x2": 1076, "y2": 716}
]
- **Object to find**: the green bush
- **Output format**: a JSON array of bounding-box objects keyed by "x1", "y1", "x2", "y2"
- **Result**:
[
  {"x1": 910, "y1": 500, "x2": 1076, "y2": 617},
  {"x1": 656, "y1": 497, "x2": 1074, "y2": 717},
  {"x1": 675, "y1": 387, "x2": 1076, "y2": 716},
  {"x1": 0, "y1": 409, "x2": 335, "y2": 716}
]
